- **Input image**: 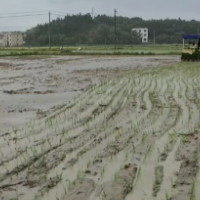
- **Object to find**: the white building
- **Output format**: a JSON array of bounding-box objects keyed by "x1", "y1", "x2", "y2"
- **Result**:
[
  {"x1": 0, "y1": 34, "x2": 4, "y2": 46},
  {"x1": 0, "y1": 32, "x2": 25, "y2": 47},
  {"x1": 131, "y1": 28, "x2": 148, "y2": 43}
]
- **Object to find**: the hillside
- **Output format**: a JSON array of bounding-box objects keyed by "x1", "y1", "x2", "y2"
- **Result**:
[{"x1": 25, "y1": 13, "x2": 200, "y2": 46}]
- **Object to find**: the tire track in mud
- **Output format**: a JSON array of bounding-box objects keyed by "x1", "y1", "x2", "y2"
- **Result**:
[
  {"x1": 0, "y1": 74, "x2": 167, "y2": 200},
  {"x1": 148, "y1": 79, "x2": 189, "y2": 198},
  {"x1": 130, "y1": 78, "x2": 154, "y2": 130},
  {"x1": 2, "y1": 64, "x2": 200, "y2": 200},
  {"x1": 108, "y1": 81, "x2": 144, "y2": 127},
  {"x1": 0, "y1": 78, "x2": 115, "y2": 142},
  {"x1": 0, "y1": 80, "x2": 129, "y2": 168},
  {"x1": 183, "y1": 79, "x2": 199, "y2": 132},
  {"x1": 125, "y1": 78, "x2": 168, "y2": 200},
  {"x1": 170, "y1": 132, "x2": 200, "y2": 200},
  {"x1": 155, "y1": 137, "x2": 181, "y2": 200},
  {"x1": 180, "y1": 79, "x2": 199, "y2": 133},
  {"x1": 1, "y1": 95, "x2": 126, "y2": 172},
  {"x1": 134, "y1": 77, "x2": 168, "y2": 141},
  {"x1": 0, "y1": 79, "x2": 138, "y2": 199},
  {"x1": 25, "y1": 80, "x2": 144, "y2": 200},
  {"x1": 144, "y1": 77, "x2": 200, "y2": 200},
  {"x1": 155, "y1": 78, "x2": 200, "y2": 200},
  {"x1": 0, "y1": 80, "x2": 130, "y2": 174},
  {"x1": 172, "y1": 79, "x2": 190, "y2": 134},
  {"x1": 125, "y1": 76, "x2": 182, "y2": 200},
  {"x1": 16, "y1": 77, "x2": 155, "y2": 200},
  {"x1": 71, "y1": 124, "x2": 140, "y2": 200},
  {"x1": 33, "y1": 124, "x2": 133, "y2": 200},
  {"x1": 128, "y1": 64, "x2": 199, "y2": 200},
  {"x1": 0, "y1": 79, "x2": 118, "y2": 146}
]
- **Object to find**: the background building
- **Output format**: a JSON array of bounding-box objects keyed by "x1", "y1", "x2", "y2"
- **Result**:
[
  {"x1": 0, "y1": 34, "x2": 4, "y2": 46},
  {"x1": 131, "y1": 28, "x2": 148, "y2": 43},
  {"x1": 0, "y1": 32, "x2": 25, "y2": 47}
]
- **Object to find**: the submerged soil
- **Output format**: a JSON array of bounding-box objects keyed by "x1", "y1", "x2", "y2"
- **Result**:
[
  {"x1": 0, "y1": 55, "x2": 178, "y2": 130},
  {"x1": 1, "y1": 55, "x2": 200, "y2": 200}
]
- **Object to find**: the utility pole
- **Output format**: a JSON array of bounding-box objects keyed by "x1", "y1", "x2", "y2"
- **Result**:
[
  {"x1": 91, "y1": 8, "x2": 97, "y2": 19},
  {"x1": 114, "y1": 9, "x2": 117, "y2": 49},
  {"x1": 92, "y1": 7, "x2": 94, "y2": 19},
  {"x1": 154, "y1": 29, "x2": 155, "y2": 44},
  {"x1": 49, "y1": 11, "x2": 51, "y2": 48}
]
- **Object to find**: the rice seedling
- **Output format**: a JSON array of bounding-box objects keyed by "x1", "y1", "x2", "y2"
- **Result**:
[
  {"x1": 190, "y1": 179, "x2": 196, "y2": 200},
  {"x1": 1, "y1": 59, "x2": 200, "y2": 200},
  {"x1": 152, "y1": 165, "x2": 164, "y2": 197},
  {"x1": 181, "y1": 135, "x2": 189, "y2": 143},
  {"x1": 165, "y1": 191, "x2": 170, "y2": 200},
  {"x1": 101, "y1": 166, "x2": 105, "y2": 178},
  {"x1": 77, "y1": 170, "x2": 84, "y2": 180}
]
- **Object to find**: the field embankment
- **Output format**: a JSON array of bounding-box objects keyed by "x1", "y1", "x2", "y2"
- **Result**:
[{"x1": 0, "y1": 44, "x2": 181, "y2": 56}]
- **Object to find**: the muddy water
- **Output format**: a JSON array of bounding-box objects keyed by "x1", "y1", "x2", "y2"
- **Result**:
[
  {"x1": 195, "y1": 158, "x2": 200, "y2": 198},
  {"x1": 1, "y1": 55, "x2": 185, "y2": 200},
  {"x1": 1, "y1": 58, "x2": 200, "y2": 200},
  {"x1": 156, "y1": 137, "x2": 181, "y2": 200},
  {"x1": 0, "y1": 92, "x2": 79, "y2": 128},
  {"x1": 0, "y1": 55, "x2": 179, "y2": 130}
]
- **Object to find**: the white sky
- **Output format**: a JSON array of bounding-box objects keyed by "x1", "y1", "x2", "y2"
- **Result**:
[{"x1": 0, "y1": 0, "x2": 200, "y2": 31}]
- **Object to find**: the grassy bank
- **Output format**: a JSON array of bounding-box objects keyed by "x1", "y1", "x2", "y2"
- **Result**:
[{"x1": 0, "y1": 44, "x2": 182, "y2": 57}]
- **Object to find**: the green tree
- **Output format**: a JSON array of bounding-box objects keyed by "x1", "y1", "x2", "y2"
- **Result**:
[
  {"x1": 132, "y1": 30, "x2": 142, "y2": 44},
  {"x1": 24, "y1": 13, "x2": 200, "y2": 45}
]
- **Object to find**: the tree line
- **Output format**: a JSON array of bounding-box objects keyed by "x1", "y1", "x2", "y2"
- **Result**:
[{"x1": 25, "y1": 13, "x2": 200, "y2": 46}]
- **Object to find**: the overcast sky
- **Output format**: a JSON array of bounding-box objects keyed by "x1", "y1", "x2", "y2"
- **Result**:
[{"x1": 0, "y1": 0, "x2": 200, "y2": 31}]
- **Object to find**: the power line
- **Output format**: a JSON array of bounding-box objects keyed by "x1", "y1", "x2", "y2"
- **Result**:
[
  {"x1": 0, "y1": 26, "x2": 30, "y2": 28},
  {"x1": 50, "y1": 10, "x2": 67, "y2": 14},
  {"x1": 0, "y1": 10, "x2": 49, "y2": 16},
  {"x1": 0, "y1": 10, "x2": 67, "y2": 16},
  {"x1": 51, "y1": 13, "x2": 66, "y2": 17},
  {"x1": 0, "y1": 13, "x2": 47, "y2": 19}
]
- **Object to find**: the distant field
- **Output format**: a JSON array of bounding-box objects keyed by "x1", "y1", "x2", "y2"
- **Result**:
[{"x1": 0, "y1": 44, "x2": 182, "y2": 56}]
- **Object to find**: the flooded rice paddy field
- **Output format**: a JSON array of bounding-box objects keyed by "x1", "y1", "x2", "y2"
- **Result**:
[{"x1": 0, "y1": 55, "x2": 200, "y2": 200}]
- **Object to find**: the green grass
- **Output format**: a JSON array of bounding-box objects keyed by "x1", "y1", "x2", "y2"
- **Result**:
[{"x1": 0, "y1": 44, "x2": 182, "y2": 57}]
